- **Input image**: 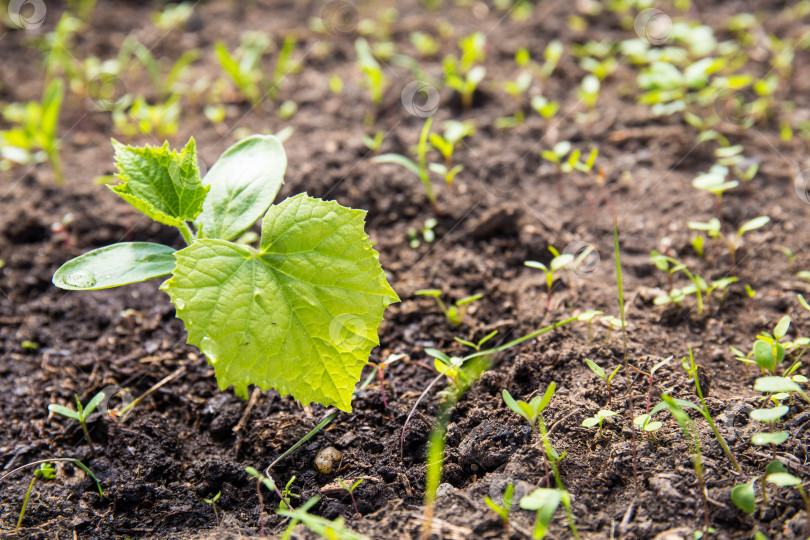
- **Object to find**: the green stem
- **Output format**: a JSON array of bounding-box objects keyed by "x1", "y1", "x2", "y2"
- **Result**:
[
  {"x1": 16, "y1": 476, "x2": 37, "y2": 533},
  {"x1": 537, "y1": 416, "x2": 579, "y2": 539},
  {"x1": 178, "y1": 223, "x2": 194, "y2": 245},
  {"x1": 418, "y1": 117, "x2": 438, "y2": 213},
  {"x1": 494, "y1": 316, "x2": 577, "y2": 352},
  {"x1": 79, "y1": 420, "x2": 98, "y2": 458},
  {"x1": 48, "y1": 147, "x2": 64, "y2": 187}
]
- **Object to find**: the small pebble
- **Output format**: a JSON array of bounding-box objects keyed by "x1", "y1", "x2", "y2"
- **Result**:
[{"x1": 314, "y1": 446, "x2": 342, "y2": 474}]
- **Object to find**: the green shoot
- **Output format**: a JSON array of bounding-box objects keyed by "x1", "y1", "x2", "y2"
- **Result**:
[
  {"x1": 0, "y1": 79, "x2": 65, "y2": 185},
  {"x1": 581, "y1": 409, "x2": 617, "y2": 437},
  {"x1": 531, "y1": 96, "x2": 560, "y2": 119},
  {"x1": 520, "y1": 488, "x2": 577, "y2": 540},
  {"x1": 48, "y1": 392, "x2": 105, "y2": 457},
  {"x1": 577, "y1": 310, "x2": 604, "y2": 344},
  {"x1": 540, "y1": 40, "x2": 564, "y2": 79},
  {"x1": 688, "y1": 215, "x2": 770, "y2": 268},
  {"x1": 112, "y1": 95, "x2": 181, "y2": 138},
  {"x1": 692, "y1": 165, "x2": 738, "y2": 219},
  {"x1": 407, "y1": 218, "x2": 437, "y2": 248},
  {"x1": 337, "y1": 477, "x2": 365, "y2": 519},
  {"x1": 355, "y1": 38, "x2": 389, "y2": 106},
  {"x1": 584, "y1": 358, "x2": 621, "y2": 407},
  {"x1": 414, "y1": 289, "x2": 482, "y2": 327},
  {"x1": 526, "y1": 246, "x2": 574, "y2": 312},
  {"x1": 16, "y1": 463, "x2": 55, "y2": 533},
  {"x1": 428, "y1": 120, "x2": 474, "y2": 187},
  {"x1": 484, "y1": 483, "x2": 514, "y2": 534},
  {"x1": 246, "y1": 466, "x2": 292, "y2": 535},
  {"x1": 661, "y1": 395, "x2": 710, "y2": 533},
  {"x1": 630, "y1": 356, "x2": 673, "y2": 414},
  {"x1": 278, "y1": 496, "x2": 369, "y2": 540},
  {"x1": 600, "y1": 315, "x2": 626, "y2": 344},
  {"x1": 279, "y1": 476, "x2": 300, "y2": 511},
  {"x1": 203, "y1": 491, "x2": 221, "y2": 525},
  {"x1": 362, "y1": 131, "x2": 385, "y2": 152},
  {"x1": 372, "y1": 117, "x2": 440, "y2": 213},
  {"x1": 577, "y1": 74, "x2": 601, "y2": 110},
  {"x1": 214, "y1": 33, "x2": 270, "y2": 106},
  {"x1": 765, "y1": 472, "x2": 810, "y2": 538},
  {"x1": 443, "y1": 32, "x2": 487, "y2": 109},
  {"x1": 502, "y1": 385, "x2": 555, "y2": 435},
  {"x1": 151, "y1": 2, "x2": 193, "y2": 31},
  {"x1": 362, "y1": 353, "x2": 405, "y2": 410},
  {"x1": 53, "y1": 136, "x2": 398, "y2": 412}
]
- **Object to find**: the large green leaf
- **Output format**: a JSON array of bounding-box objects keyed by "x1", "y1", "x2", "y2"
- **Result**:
[
  {"x1": 109, "y1": 138, "x2": 209, "y2": 227},
  {"x1": 196, "y1": 135, "x2": 286, "y2": 241},
  {"x1": 162, "y1": 194, "x2": 399, "y2": 411},
  {"x1": 53, "y1": 242, "x2": 176, "y2": 290}
]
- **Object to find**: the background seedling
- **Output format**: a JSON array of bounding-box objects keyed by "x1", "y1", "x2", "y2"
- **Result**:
[
  {"x1": 584, "y1": 358, "x2": 621, "y2": 407},
  {"x1": 203, "y1": 491, "x2": 221, "y2": 525},
  {"x1": 407, "y1": 218, "x2": 437, "y2": 248},
  {"x1": 525, "y1": 247, "x2": 574, "y2": 313},
  {"x1": 531, "y1": 95, "x2": 560, "y2": 119},
  {"x1": 577, "y1": 310, "x2": 603, "y2": 344},
  {"x1": 362, "y1": 353, "x2": 405, "y2": 410},
  {"x1": 48, "y1": 391, "x2": 105, "y2": 457},
  {"x1": 355, "y1": 38, "x2": 389, "y2": 107},
  {"x1": 600, "y1": 315, "x2": 626, "y2": 344},
  {"x1": 278, "y1": 496, "x2": 370, "y2": 540},
  {"x1": 688, "y1": 215, "x2": 769, "y2": 268},
  {"x1": 630, "y1": 356, "x2": 673, "y2": 414},
  {"x1": 484, "y1": 483, "x2": 513, "y2": 534},
  {"x1": 581, "y1": 409, "x2": 617, "y2": 437},
  {"x1": 214, "y1": 33, "x2": 270, "y2": 106},
  {"x1": 337, "y1": 477, "x2": 364, "y2": 519},
  {"x1": 414, "y1": 289, "x2": 482, "y2": 327},
  {"x1": 15, "y1": 463, "x2": 55, "y2": 533},
  {"x1": 765, "y1": 472, "x2": 810, "y2": 538},
  {"x1": 428, "y1": 120, "x2": 473, "y2": 187}
]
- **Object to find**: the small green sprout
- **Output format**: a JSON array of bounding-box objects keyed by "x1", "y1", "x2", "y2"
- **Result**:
[
  {"x1": 410, "y1": 31, "x2": 440, "y2": 56},
  {"x1": 16, "y1": 463, "x2": 56, "y2": 533},
  {"x1": 151, "y1": 2, "x2": 193, "y2": 30},
  {"x1": 454, "y1": 330, "x2": 498, "y2": 352},
  {"x1": 484, "y1": 483, "x2": 514, "y2": 533},
  {"x1": 531, "y1": 95, "x2": 560, "y2": 119},
  {"x1": 443, "y1": 32, "x2": 487, "y2": 109},
  {"x1": 372, "y1": 118, "x2": 440, "y2": 213},
  {"x1": 113, "y1": 95, "x2": 181, "y2": 138},
  {"x1": 414, "y1": 289, "x2": 482, "y2": 327},
  {"x1": 581, "y1": 409, "x2": 617, "y2": 437},
  {"x1": 355, "y1": 38, "x2": 389, "y2": 107},
  {"x1": 520, "y1": 488, "x2": 578, "y2": 540},
  {"x1": 337, "y1": 477, "x2": 365, "y2": 519},
  {"x1": 577, "y1": 74, "x2": 601, "y2": 110},
  {"x1": 540, "y1": 40, "x2": 564, "y2": 79},
  {"x1": 279, "y1": 476, "x2": 300, "y2": 511},
  {"x1": 584, "y1": 359, "x2": 621, "y2": 407},
  {"x1": 749, "y1": 405, "x2": 790, "y2": 450},
  {"x1": 747, "y1": 315, "x2": 791, "y2": 375},
  {"x1": 362, "y1": 353, "x2": 405, "y2": 410},
  {"x1": 692, "y1": 165, "x2": 738, "y2": 216},
  {"x1": 799, "y1": 271, "x2": 810, "y2": 282},
  {"x1": 526, "y1": 247, "x2": 574, "y2": 312},
  {"x1": 278, "y1": 496, "x2": 369, "y2": 540},
  {"x1": 246, "y1": 466, "x2": 294, "y2": 535},
  {"x1": 407, "y1": 218, "x2": 437, "y2": 248},
  {"x1": 203, "y1": 491, "x2": 222, "y2": 525},
  {"x1": 633, "y1": 413, "x2": 663, "y2": 436},
  {"x1": 502, "y1": 386, "x2": 555, "y2": 435},
  {"x1": 362, "y1": 131, "x2": 385, "y2": 152},
  {"x1": 445, "y1": 65, "x2": 486, "y2": 110},
  {"x1": 48, "y1": 392, "x2": 105, "y2": 457},
  {"x1": 631, "y1": 356, "x2": 673, "y2": 414},
  {"x1": 688, "y1": 215, "x2": 770, "y2": 268},
  {"x1": 214, "y1": 33, "x2": 270, "y2": 106},
  {"x1": 428, "y1": 120, "x2": 474, "y2": 187},
  {"x1": 600, "y1": 315, "x2": 626, "y2": 344},
  {"x1": 0, "y1": 79, "x2": 65, "y2": 185},
  {"x1": 577, "y1": 310, "x2": 603, "y2": 343},
  {"x1": 765, "y1": 472, "x2": 810, "y2": 538},
  {"x1": 502, "y1": 71, "x2": 533, "y2": 100}
]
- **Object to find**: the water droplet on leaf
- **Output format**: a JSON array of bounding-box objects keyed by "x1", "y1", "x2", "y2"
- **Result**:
[
  {"x1": 64, "y1": 270, "x2": 96, "y2": 288},
  {"x1": 175, "y1": 299, "x2": 185, "y2": 310}
]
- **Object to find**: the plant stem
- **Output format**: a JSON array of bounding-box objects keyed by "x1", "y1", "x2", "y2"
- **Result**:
[
  {"x1": 15, "y1": 476, "x2": 37, "y2": 533},
  {"x1": 417, "y1": 117, "x2": 439, "y2": 214},
  {"x1": 178, "y1": 222, "x2": 194, "y2": 245},
  {"x1": 79, "y1": 420, "x2": 98, "y2": 458},
  {"x1": 537, "y1": 416, "x2": 579, "y2": 539}
]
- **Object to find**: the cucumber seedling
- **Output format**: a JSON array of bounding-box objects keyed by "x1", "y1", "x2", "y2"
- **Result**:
[
  {"x1": 414, "y1": 289, "x2": 482, "y2": 327},
  {"x1": 526, "y1": 247, "x2": 574, "y2": 313},
  {"x1": 584, "y1": 358, "x2": 621, "y2": 407},
  {"x1": 581, "y1": 409, "x2": 617, "y2": 438},
  {"x1": 48, "y1": 391, "x2": 105, "y2": 457},
  {"x1": 52, "y1": 135, "x2": 398, "y2": 412}
]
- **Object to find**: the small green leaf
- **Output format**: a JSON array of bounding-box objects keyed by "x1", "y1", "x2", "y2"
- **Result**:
[
  {"x1": 754, "y1": 376, "x2": 801, "y2": 394},
  {"x1": 766, "y1": 472, "x2": 802, "y2": 487},
  {"x1": 799, "y1": 295, "x2": 810, "y2": 312},
  {"x1": 537, "y1": 382, "x2": 556, "y2": 413},
  {"x1": 518, "y1": 402, "x2": 535, "y2": 421},
  {"x1": 585, "y1": 358, "x2": 606, "y2": 380},
  {"x1": 110, "y1": 138, "x2": 209, "y2": 227},
  {"x1": 731, "y1": 481, "x2": 756, "y2": 514},
  {"x1": 750, "y1": 406, "x2": 789, "y2": 423},
  {"x1": 751, "y1": 431, "x2": 789, "y2": 445},
  {"x1": 83, "y1": 392, "x2": 106, "y2": 419},
  {"x1": 520, "y1": 488, "x2": 562, "y2": 539},
  {"x1": 739, "y1": 216, "x2": 770, "y2": 235},
  {"x1": 596, "y1": 410, "x2": 617, "y2": 420},
  {"x1": 372, "y1": 154, "x2": 421, "y2": 178},
  {"x1": 502, "y1": 389, "x2": 521, "y2": 417},
  {"x1": 774, "y1": 315, "x2": 790, "y2": 341},
  {"x1": 53, "y1": 242, "x2": 176, "y2": 290},
  {"x1": 162, "y1": 194, "x2": 399, "y2": 411},
  {"x1": 196, "y1": 135, "x2": 286, "y2": 241},
  {"x1": 582, "y1": 417, "x2": 599, "y2": 427},
  {"x1": 49, "y1": 404, "x2": 80, "y2": 421},
  {"x1": 766, "y1": 460, "x2": 787, "y2": 475},
  {"x1": 525, "y1": 260, "x2": 548, "y2": 272}
]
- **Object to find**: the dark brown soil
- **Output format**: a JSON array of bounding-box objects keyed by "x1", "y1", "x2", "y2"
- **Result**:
[{"x1": 2, "y1": 1, "x2": 810, "y2": 539}]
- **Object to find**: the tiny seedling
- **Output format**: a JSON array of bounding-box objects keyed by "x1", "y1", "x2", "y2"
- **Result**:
[
  {"x1": 630, "y1": 356, "x2": 673, "y2": 414},
  {"x1": 531, "y1": 95, "x2": 560, "y2": 119},
  {"x1": 584, "y1": 358, "x2": 621, "y2": 407},
  {"x1": 407, "y1": 218, "x2": 437, "y2": 248},
  {"x1": 577, "y1": 310, "x2": 604, "y2": 344},
  {"x1": 362, "y1": 131, "x2": 384, "y2": 152},
  {"x1": 577, "y1": 74, "x2": 601, "y2": 110},
  {"x1": 765, "y1": 471, "x2": 810, "y2": 538},
  {"x1": 0, "y1": 79, "x2": 65, "y2": 185},
  {"x1": 113, "y1": 95, "x2": 181, "y2": 138},
  {"x1": 502, "y1": 385, "x2": 558, "y2": 486},
  {"x1": 203, "y1": 491, "x2": 221, "y2": 525},
  {"x1": 692, "y1": 164, "x2": 738, "y2": 218},
  {"x1": 428, "y1": 120, "x2": 473, "y2": 187},
  {"x1": 414, "y1": 289, "x2": 482, "y2": 327},
  {"x1": 688, "y1": 215, "x2": 770, "y2": 268},
  {"x1": 443, "y1": 32, "x2": 487, "y2": 109},
  {"x1": 151, "y1": 2, "x2": 193, "y2": 30},
  {"x1": 52, "y1": 136, "x2": 398, "y2": 411},
  {"x1": 600, "y1": 315, "x2": 626, "y2": 344},
  {"x1": 355, "y1": 38, "x2": 389, "y2": 107},
  {"x1": 278, "y1": 496, "x2": 370, "y2": 540},
  {"x1": 526, "y1": 246, "x2": 574, "y2": 312},
  {"x1": 337, "y1": 477, "x2": 364, "y2": 519},
  {"x1": 520, "y1": 487, "x2": 579, "y2": 539},
  {"x1": 581, "y1": 409, "x2": 617, "y2": 437},
  {"x1": 362, "y1": 353, "x2": 405, "y2": 409},
  {"x1": 484, "y1": 483, "x2": 513, "y2": 533},
  {"x1": 246, "y1": 466, "x2": 293, "y2": 535},
  {"x1": 48, "y1": 392, "x2": 105, "y2": 457},
  {"x1": 15, "y1": 463, "x2": 55, "y2": 533},
  {"x1": 373, "y1": 118, "x2": 441, "y2": 213}
]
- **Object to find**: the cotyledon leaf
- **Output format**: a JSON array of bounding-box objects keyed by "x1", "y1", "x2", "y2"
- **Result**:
[
  {"x1": 161, "y1": 194, "x2": 399, "y2": 411},
  {"x1": 53, "y1": 242, "x2": 176, "y2": 290}
]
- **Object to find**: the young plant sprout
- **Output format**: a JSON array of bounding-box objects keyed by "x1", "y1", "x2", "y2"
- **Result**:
[
  {"x1": 525, "y1": 247, "x2": 574, "y2": 312},
  {"x1": 688, "y1": 215, "x2": 770, "y2": 268},
  {"x1": 355, "y1": 38, "x2": 389, "y2": 107},
  {"x1": 520, "y1": 488, "x2": 578, "y2": 540},
  {"x1": 0, "y1": 79, "x2": 65, "y2": 185},
  {"x1": 531, "y1": 95, "x2": 560, "y2": 119},
  {"x1": 337, "y1": 477, "x2": 364, "y2": 519},
  {"x1": 443, "y1": 32, "x2": 487, "y2": 109},
  {"x1": 428, "y1": 120, "x2": 474, "y2": 187},
  {"x1": 749, "y1": 405, "x2": 790, "y2": 457},
  {"x1": 484, "y1": 483, "x2": 514, "y2": 534},
  {"x1": 246, "y1": 466, "x2": 294, "y2": 535},
  {"x1": 630, "y1": 356, "x2": 673, "y2": 414},
  {"x1": 502, "y1": 385, "x2": 557, "y2": 486},
  {"x1": 15, "y1": 463, "x2": 55, "y2": 533},
  {"x1": 362, "y1": 131, "x2": 384, "y2": 152},
  {"x1": 52, "y1": 136, "x2": 398, "y2": 412},
  {"x1": 214, "y1": 32, "x2": 270, "y2": 106},
  {"x1": 540, "y1": 40, "x2": 564, "y2": 79},
  {"x1": 277, "y1": 496, "x2": 369, "y2": 540},
  {"x1": 407, "y1": 218, "x2": 437, "y2": 248},
  {"x1": 581, "y1": 409, "x2": 617, "y2": 437},
  {"x1": 584, "y1": 358, "x2": 621, "y2": 407},
  {"x1": 692, "y1": 164, "x2": 738, "y2": 219},
  {"x1": 372, "y1": 118, "x2": 440, "y2": 213},
  {"x1": 203, "y1": 491, "x2": 222, "y2": 525},
  {"x1": 414, "y1": 289, "x2": 482, "y2": 327},
  {"x1": 48, "y1": 391, "x2": 105, "y2": 457},
  {"x1": 577, "y1": 310, "x2": 604, "y2": 344},
  {"x1": 577, "y1": 74, "x2": 600, "y2": 110},
  {"x1": 600, "y1": 315, "x2": 626, "y2": 344},
  {"x1": 765, "y1": 472, "x2": 810, "y2": 538},
  {"x1": 362, "y1": 353, "x2": 405, "y2": 409}
]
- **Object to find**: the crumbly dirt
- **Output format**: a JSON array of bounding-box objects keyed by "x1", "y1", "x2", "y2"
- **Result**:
[{"x1": 2, "y1": 1, "x2": 810, "y2": 539}]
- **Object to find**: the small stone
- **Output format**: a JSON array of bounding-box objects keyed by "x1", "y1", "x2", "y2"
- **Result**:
[{"x1": 314, "y1": 446, "x2": 342, "y2": 474}]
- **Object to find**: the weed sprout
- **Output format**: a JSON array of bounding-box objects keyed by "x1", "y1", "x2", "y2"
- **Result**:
[
  {"x1": 581, "y1": 409, "x2": 617, "y2": 438},
  {"x1": 584, "y1": 358, "x2": 621, "y2": 407},
  {"x1": 48, "y1": 391, "x2": 106, "y2": 457},
  {"x1": 414, "y1": 289, "x2": 482, "y2": 327}
]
